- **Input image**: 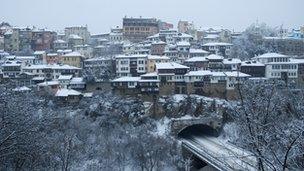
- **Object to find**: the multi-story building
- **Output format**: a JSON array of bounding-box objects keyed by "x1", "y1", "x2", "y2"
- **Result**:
[
  {"x1": 1, "y1": 60, "x2": 22, "y2": 78},
  {"x1": 61, "y1": 51, "x2": 84, "y2": 68},
  {"x1": 53, "y1": 39, "x2": 68, "y2": 51},
  {"x1": 19, "y1": 28, "x2": 33, "y2": 53},
  {"x1": 202, "y1": 42, "x2": 233, "y2": 57},
  {"x1": 189, "y1": 48, "x2": 209, "y2": 57},
  {"x1": 184, "y1": 57, "x2": 209, "y2": 71},
  {"x1": 155, "y1": 62, "x2": 189, "y2": 94},
  {"x1": 240, "y1": 60, "x2": 266, "y2": 77},
  {"x1": 147, "y1": 55, "x2": 170, "y2": 73},
  {"x1": 22, "y1": 64, "x2": 81, "y2": 80},
  {"x1": 33, "y1": 51, "x2": 47, "y2": 64},
  {"x1": 123, "y1": 17, "x2": 159, "y2": 43},
  {"x1": 253, "y1": 53, "x2": 298, "y2": 82},
  {"x1": 64, "y1": 26, "x2": 90, "y2": 44},
  {"x1": 150, "y1": 41, "x2": 166, "y2": 55},
  {"x1": 73, "y1": 44, "x2": 93, "y2": 58},
  {"x1": 46, "y1": 53, "x2": 60, "y2": 65},
  {"x1": 68, "y1": 34, "x2": 84, "y2": 49},
  {"x1": 115, "y1": 54, "x2": 148, "y2": 77}
]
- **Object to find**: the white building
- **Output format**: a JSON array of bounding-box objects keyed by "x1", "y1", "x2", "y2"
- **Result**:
[
  {"x1": 253, "y1": 53, "x2": 298, "y2": 79},
  {"x1": 115, "y1": 54, "x2": 148, "y2": 77}
]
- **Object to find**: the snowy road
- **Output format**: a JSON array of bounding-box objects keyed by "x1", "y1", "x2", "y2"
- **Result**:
[{"x1": 181, "y1": 134, "x2": 257, "y2": 171}]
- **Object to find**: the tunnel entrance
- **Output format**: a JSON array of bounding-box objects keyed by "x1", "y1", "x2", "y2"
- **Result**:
[{"x1": 178, "y1": 124, "x2": 220, "y2": 138}]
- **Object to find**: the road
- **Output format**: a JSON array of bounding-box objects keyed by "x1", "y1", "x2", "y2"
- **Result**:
[{"x1": 180, "y1": 133, "x2": 257, "y2": 171}]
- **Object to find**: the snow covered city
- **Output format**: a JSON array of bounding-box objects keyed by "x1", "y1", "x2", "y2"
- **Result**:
[{"x1": 0, "y1": 0, "x2": 304, "y2": 170}]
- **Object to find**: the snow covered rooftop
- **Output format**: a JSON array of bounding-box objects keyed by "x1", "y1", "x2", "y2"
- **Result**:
[
  {"x1": 204, "y1": 34, "x2": 220, "y2": 39},
  {"x1": 69, "y1": 34, "x2": 82, "y2": 39},
  {"x1": 115, "y1": 54, "x2": 148, "y2": 59},
  {"x1": 176, "y1": 41, "x2": 191, "y2": 46},
  {"x1": 189, "y1": 48, "x2": 209, "y2": 54},
  {"x1": 223, "y1": 58, "x2": 242, "y2": 64},
  {"x1": 55, "y1": 88, "x2": 82, "y2": 97},
  {"x1": 140, "y1": 72, "x2": 158, "y2": 77},
  {"x1": 202, "y1": 42, "x2": 233, "y2": 46},
  {"x1": 84, "y1": 57, "x2": 109, "y2": 62},
  {"x1": 185, "y1": 70, "x2": 212, "y2": 76},
  {"x1": 47, "y1": 53, "x2": 58, "y2": 56},
  {"x1": 54, "y1": 39, "x2": 67, "y2": 43},
  {"x1": 112, "y1": 77, "x2": 141, "y2": 82},
  {"x1": 32, "y1": 76, "x2": 45, "y2": 81},
  {"x1": 256, "y1": 53, "x2": 288, "y2": 58},
  {"x1": 12, "y1": 86, "x2": 31, "y2": 92},
  {"x1": 70, "y1": 77, "x2": 85, "y2": 84},
  {"x1": 156, "y1": 62, "x2": 189, "y2": 70},
  {"x1": 38, "y1": 81, "x2": 59, "y2": 86},
  {"x1": 224, "y1": 71, "x2": 250, "y2": 77},
  {"x1": 241, "y1": 61, "x2": 265, "y2": 66},
  {"x1": 63, "y1": 51, "x2": 83, "y2": 57},
  {"x1": 34, "y1": 51, "x2": 46, "y2": 55},
  {"x1": 58, "y1": 75, "x2": 73, "y2": 80},
  {"x1": 206, "y1": 54, "x2": 224, "y2": 60},
  {"x1": 23, "y1": 64, "x2": 81, "y2": 70},
  {"x1": 147, "y1": 55, "x2": 170, "y2": 60},
  {"x1": 185, "y1": 57, "x2": 208, "y2": 62},
  {"x1": 152, "y1": 41, "x2": 166, "y2": 45}
]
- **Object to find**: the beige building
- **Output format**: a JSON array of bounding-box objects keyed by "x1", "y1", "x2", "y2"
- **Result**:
[
  {"x1": 147, "y1": 55, "x2": 170, "y2": 73},
  {"x1": 61, "y1": 51, "x2": 84, "y2": 68}
]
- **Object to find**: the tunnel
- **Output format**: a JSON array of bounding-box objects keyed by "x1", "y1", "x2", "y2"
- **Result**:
[
  {"x1": 177, "y1": 124, "x2": 220, "y2": 139},
  {"x1": 178, "y1": 124, "x2": 220, "y2": 171}
]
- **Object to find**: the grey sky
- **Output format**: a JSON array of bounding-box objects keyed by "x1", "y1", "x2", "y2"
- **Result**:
[{"x1": 1, "y1": 0, "x2": 303, "y2": 34}]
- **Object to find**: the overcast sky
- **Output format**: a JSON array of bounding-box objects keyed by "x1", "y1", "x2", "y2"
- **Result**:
[{"x1": 1, "y1": 0, "x2": 303, "y2": 34}]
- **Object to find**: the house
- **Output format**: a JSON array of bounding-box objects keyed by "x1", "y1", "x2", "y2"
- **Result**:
[
  {"x1": 22, "y1": 64, "x2": 81, "y2": 80},
  {"x1": 46, "y1": 53, "x2": 60, "y2": 64},
  {"x1": 147, "y1": 55, "x2": 170, "y2": 73},
  {"x1": 189, "y1": 48, "x2": 209, "y2": 57},
  {"x1": 53, "y1": 39, "x2": 68, "y2": 51},
  {"x1": 55, "y1": 88, "x2": 83, "y2": 104},
  {"x1": 115, "y1": 54, "x2": 148, "y2": 77},
  {"x1": 33, "y1": 51, "x2": 47, "y2": 64},
  {"x1": 138, "y1": 72, "x2": 160, "y2": 94},
  {"x1": 241, "y1": 60, "x2": 265, "y2": 77},
  {"x1": 155, "y1": 62, "x2": 189, "y2": 94},
  {"x1": 253, "y1": 53, "x2": 298, "y2": 82},
  {"x1": 150, "y1": 41, "x2": 166, "y2": 56},
  {"x1": 202, "y1": 42, "x2": 233, "y2": 57},
  {"x1": 223, "y1": 58, "x2": 242, "y2": 71},
  {"x1": 184, "y1": 57, "x2": 209, "y2": 71},
  {"x1": 111, "y1": 76, "x2": 141, "y2": 95},
  {"x1": 61, "y1": 51, "x2": 84, "y2": 68},
  {"x1": 1, "y1": 60, "x2": 22, "y2": 78},
  {"x1": 58, "y1": 75, "x2": 73, "y2": 88},
  {"x1": 37, "y1": 81, "x2": 60, "y2": 95},
  {"x1": 69, "y1": 77, "x2": 86, "y2": 90}
]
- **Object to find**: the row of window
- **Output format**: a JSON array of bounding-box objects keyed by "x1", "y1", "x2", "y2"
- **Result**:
[{"x1": 271, "y1": 64, "x2": 297, "y2": 70}]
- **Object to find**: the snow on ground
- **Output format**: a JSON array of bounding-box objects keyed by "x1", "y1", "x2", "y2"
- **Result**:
[
  {"x1": 155, "y1": 117, "x2": 171, "y2": 136},
  {"x1": 169, "y1": 94, "x2": 227, "y2": 105}
]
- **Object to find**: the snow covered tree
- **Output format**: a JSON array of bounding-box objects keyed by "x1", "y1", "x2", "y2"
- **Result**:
[
  {"x1": 230, "y1": 23, "x2": 278, "y2": 60},
  {"x1": 227, "y1": 81, "x2": 304, "y2": 170}
]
